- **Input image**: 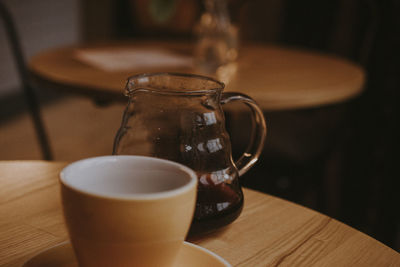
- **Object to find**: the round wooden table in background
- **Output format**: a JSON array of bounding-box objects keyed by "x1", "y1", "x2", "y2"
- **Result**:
[
  {"x1": 29, "y1": 41, "x2": 365, "y2": 111},
  {"x1": 27, "y1": 41, "x2": 368, "y2": 242},
  {"x1": 0, "y1": 161, "x2": 398, "y2": 266}
]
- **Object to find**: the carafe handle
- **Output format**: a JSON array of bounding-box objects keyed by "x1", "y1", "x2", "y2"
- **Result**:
[{"x1": 221, "y1": 92, "x2": 267, "y2": 177}]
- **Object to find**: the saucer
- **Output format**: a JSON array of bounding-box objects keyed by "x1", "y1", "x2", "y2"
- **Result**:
[{"x1": 23, "y1": 241, "x2": 231, "y2": 267}]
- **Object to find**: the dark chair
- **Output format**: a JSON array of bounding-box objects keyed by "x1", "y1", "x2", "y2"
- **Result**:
[{"x1": 0, "y1": 1, "x2": 52, "y2": 160}]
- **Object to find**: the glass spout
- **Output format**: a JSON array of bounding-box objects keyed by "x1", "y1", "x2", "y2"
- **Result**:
[{"x1": 124, "y1": 76, "x2": 151, "y2": 96}]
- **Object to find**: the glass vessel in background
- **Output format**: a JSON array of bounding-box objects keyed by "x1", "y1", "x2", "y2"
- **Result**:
[
  {"x1": 194, "y1": 0, "x2": 238, "y2": 82},
  {"x1": 113, "y1": 73, "x2": 266, "y2": 235}
]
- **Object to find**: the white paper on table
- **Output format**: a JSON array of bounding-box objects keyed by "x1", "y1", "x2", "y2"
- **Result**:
[{"x1": 74, "y1": 48, "x2": 194, "y2": 72}]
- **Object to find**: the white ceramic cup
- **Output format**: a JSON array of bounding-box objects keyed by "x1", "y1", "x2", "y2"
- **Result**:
[{"x1": 60, "y1": 155, "x2": 198, "y2": 267}]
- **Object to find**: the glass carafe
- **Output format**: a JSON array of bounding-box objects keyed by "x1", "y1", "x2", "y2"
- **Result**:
[{"x1": 113, "y1": 73, "x2": 266, "y2": 235}]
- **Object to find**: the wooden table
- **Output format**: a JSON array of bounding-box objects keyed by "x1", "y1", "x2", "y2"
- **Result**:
[
  {"x1": 1, "y1": 161, "x2": 398, "y2": 266},
  {"x1": 29, "y1": 41, "x2": 365, "y2": 111}
]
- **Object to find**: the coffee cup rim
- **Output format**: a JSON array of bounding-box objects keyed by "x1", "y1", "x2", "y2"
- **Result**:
[{"x1": 59, "y1": 155, "x2": 198, "y2": 201}]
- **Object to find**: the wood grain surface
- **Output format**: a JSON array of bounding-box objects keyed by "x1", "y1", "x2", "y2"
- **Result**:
[
  {"x1": 1, "y1": 161, "x2": 398, "y2": 266},
  {"x1": 29, "y1": 41, "x2": 365, "y2": 111}
]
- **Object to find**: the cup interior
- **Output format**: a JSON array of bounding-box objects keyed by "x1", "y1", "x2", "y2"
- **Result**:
[{"x1": 60, "y1": 156, "x2": 197, "y2": 199}]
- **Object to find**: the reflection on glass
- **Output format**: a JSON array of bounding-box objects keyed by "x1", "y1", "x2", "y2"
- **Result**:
[
  {"x1": 206, "y1": 138, "x2": 223, "y2": 153},
  {"x1": 203, "y1": 112, "x2": 217, "y2": 125}
]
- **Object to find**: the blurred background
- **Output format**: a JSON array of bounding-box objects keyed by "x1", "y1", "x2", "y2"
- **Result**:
[{"x1": 0, "y1": 0, "x2": 398, "y2": 251}]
